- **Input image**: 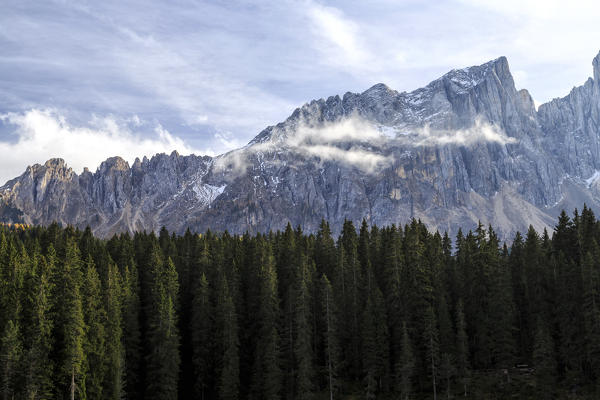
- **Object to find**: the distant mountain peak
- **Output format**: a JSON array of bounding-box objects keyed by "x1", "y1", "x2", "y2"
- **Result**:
[
  {"x1": 593, "y1": 50, "x2": 600, "y2": 82},
  {"x1": 439, "y1": 56, "x2": 512, "y2": 93},
  {"x1": 4, "y1": 52, "x2": 600, "y2": 240},
  {"x1": 98, "y1": 156, "x2": 129, "y2": 173},
  {"x1": 363, "y1": 82, "x2": 397, "y2": 96}
]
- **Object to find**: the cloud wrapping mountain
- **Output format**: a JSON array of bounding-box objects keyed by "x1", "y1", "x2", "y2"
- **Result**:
[
  {"x1": 2, "y1": 53, "x2": 600, "y2": 240},
  {"x1": 0, "y1": 109, "x2": 204, "y2": 184}
]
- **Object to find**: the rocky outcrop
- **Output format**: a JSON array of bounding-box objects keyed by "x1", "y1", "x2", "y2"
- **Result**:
[{"x1": 4, "y1": 52, "x2": 600, "y2": 240}]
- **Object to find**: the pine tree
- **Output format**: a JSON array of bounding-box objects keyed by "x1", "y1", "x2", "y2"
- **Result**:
[
  {"x1": 0, "y1": 240, "x2": 25, "y2": 399},
  {"x1": 0, "y1": 319, "x2": 22, "y2": 400},
  {"x1": 294, "y1": 256, "x2": 314, "y2": 400},
  {"x1": 146, "y1": 252, "x2": 181, "y2": 400},
  {"x1": 0, "y1": 239, "x2": 24, "y2": 334},
  {"x1": 22, "y1": 253, "x2": 54, "y2": 399},
  {"x1": 440, "y1": 353, "x2": 455, "y2": 400},
  {"x1": 380, "y1": 226, "x2": 404, "y2": 393},
  {"x1": 362, "y1": 264, "x2": 389, "y2": 399},
  {"x1": 320, "y1": 275, "x2": 340, "y2": 400},
  {"x1": 315, "y1": 220, "x2": 337, "y2": 283},
  {"x1": 338, "y1": 220, "x2": 362, "y2": 380},
  {"x1": 424, "y1": 305, "x2": 440, "y2": 400},
  {"x1": 55, "y1": 240, "x2": 86, "y2": 400},
  {"x1": 104, "y1": 262, "x2": 125, "y2": 399},
  {"x1": 455, "y1": 300, "x2": 470, "y2": 397},
  {"x1": 278, "y1": 223, "x2": 298, "y2": 399},
  {"x1": 363, "y1": 294, "x2": 379, "y2": 400},
  {"x1": 122, "y1": 262, "x2": 142, "y2": 399},
  {"x1": 532, "y1": 318, "x2": 557, "y2": 400},
  {"x1": 251, "y1": 240, "x2": 281, "y2": 400},
  {"x1": 5, "y1": 204, "x2": 600, "y2": 398},
  {"x1": 437, "y1": 293, "x2": 455, "y2": 399},
  {"x1": 581, "y1": 249, "x2": 600, "y2": 384},
  {"x1": 191, "y1": 273, "x2": 212, "y2": 400},
  {"x1": 398, "y1": 322, "x2": 415, "y2": 400},
  {"x1": 488, "y1": 228, "x2": 515, "y2": 370},
  {"x1": 82, "y1": 256, "x2": 107, "y2": 399},
  {"x1": 218, "y1": 278, "x2": 240, "y2": 400}
]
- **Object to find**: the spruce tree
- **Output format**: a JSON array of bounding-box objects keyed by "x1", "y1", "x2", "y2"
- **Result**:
[
  {"x1": 581, "y1": 249, "x2": 600, "y2": 384},
  {"x1": 294, "y1": 255, "x2": 314, "y2": 400},
  {"x1": 218, "y1": 278, "x2": 240, "y2": 400},
  {"x1": 455, "y1": 300, "x2": 470, "y2": 397},
  {"x1": 424, "y1": 305, "x2": 440, "y2": 400},
  {"x1": 339, "y1": 220, "x2": 362, "y2": 380},
  {"x1": 55, "y1": 240, "x2": 86, "y2": 400},
  {"x1": 0, "y1": 240, "x2": 25, "y2": 398},
  {"x1": 398, "y1": 322, "x2": 415, "y2": 400},
  {"x1": 320, "y1": 275, "x2": 340, "y2": 400},
  {"x1": 532, "y1": 318, "x2": 557, "y2": 400},
  {"x1": 82, "y1": 256, "x2": 107, "y2": 399},
  {"x1": 488, "y1": 230, "x2": 515, "y2": 370},
  {"x1": 122, "y1": 262, "x2": 142, "y2": 399},
  {"x1": 250, "y1": 240, "x2": 281, "y2": 400},
  {"x1": 380, "y1": 226, "x2": 404, "y2": 392},
  {"x1": 437, "y1": 293, "x2": 455, "y2": 398},
  {"x1": 362, "y1": 263, "x2": 389, "y2": 399},
  {"x1": 278, "y1": 223, "x2": 298, "y2": 399},
  {"x1": 315, "y1": 220, "x2": 337, "y2": 284},
  {"x1": 22, "y1": 253, "x2": 54, "y2": 399},
  {"x1": 191, "y1": 273, "x2": 212, "y2": 400},
  {"x1": 104, "y1": 262, "x2": 125, "y2": 399},
  {"x1": 0, "y1": 319, "x2": 21, "y2": 400},
  {"x1": 146, "y1": 252, "x2": 181, "y2": 400}
]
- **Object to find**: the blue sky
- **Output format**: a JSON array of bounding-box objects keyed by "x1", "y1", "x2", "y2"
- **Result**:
[{"x1": 1, "y1": 0, "x2": 600, "y2": 183}]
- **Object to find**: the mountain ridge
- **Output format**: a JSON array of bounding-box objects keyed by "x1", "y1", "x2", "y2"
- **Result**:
[{"x1": 3, "y1": 52, "x2": 600, "y2": 239}]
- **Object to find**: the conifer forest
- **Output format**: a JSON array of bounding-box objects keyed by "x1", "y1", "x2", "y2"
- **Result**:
[{"x1": 3, "y1": 207, "x2": 600, "y2": 399}]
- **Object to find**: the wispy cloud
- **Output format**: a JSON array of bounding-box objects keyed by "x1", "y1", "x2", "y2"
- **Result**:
[
  {"x1": 413, "y1": 119, "x2": 517, "y2": 147},
  {"x1": 1, "y1": 0, "x2": 600, "y2": 173},
  {"x1": 215, "y1": 115, "x2": 516, "y2": 175},
  {"x1": 307, "y1": 3, "x2": 371, "y2": 71},
  {"x1": 0, "y1": 109, "x2": 206, "y2": 185}
]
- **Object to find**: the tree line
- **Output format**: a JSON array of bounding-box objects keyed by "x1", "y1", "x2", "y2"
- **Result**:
[{"x1": 1, "y1": 206, "x2": 600, "y2": 399}]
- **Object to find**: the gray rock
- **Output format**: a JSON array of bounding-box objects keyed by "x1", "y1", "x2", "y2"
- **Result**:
[{"x1": 4, "y1": 52, "x2": 600, "y2": 240}]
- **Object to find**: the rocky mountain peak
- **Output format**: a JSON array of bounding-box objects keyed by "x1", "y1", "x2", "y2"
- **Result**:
[
  {"x1": 363, "y1": 83, "x2": 397, "y2": 99},
  {"x1": 44, "y1": 158, "x2": 67, "y2": 169},
  {"x1": 250, "y1": 56, "x2": 523, "y2": 146},
  {"x1": 98, "y1": 156, "x2": 130, "y2": 173},
  {"x1": 4, "y1": 52, "x2": 600, "y2": 240},
  {"x1": 441, "y1": 56, "x2": 512, "y2": 93},
  {"x1": 27, "y1": 158, "x2": 74, "y2": 181},
  {"x1": 593, "y1": 50, "x2": 600, "y2": 82}
]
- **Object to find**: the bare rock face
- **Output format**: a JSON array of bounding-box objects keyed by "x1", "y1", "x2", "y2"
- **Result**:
[{"x1": 4, "y1": 53, "x2": 600, "y2": 240}]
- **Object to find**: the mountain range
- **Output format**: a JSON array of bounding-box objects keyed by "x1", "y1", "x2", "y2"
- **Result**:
[{"x1": 4, "y1": 52, "x2": 600, "y2": 240}]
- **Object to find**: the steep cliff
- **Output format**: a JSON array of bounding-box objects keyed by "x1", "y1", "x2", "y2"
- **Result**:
[{"x1": 3, "y1": 53, "x2": 600, "y2": 239}]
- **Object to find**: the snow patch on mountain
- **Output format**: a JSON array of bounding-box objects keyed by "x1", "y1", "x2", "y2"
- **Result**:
[
  {"x1": 195, "y1": 184, "x2": 226, "y2": 204},
  {"x1": 585, "y1": 170, "x2": 600, "y2": 187}
]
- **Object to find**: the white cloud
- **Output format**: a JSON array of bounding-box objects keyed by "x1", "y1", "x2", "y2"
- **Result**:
[
  {"x1": 297, "y1": 144, "x2": 392, "y2": 173},
  {"x1": 285, "y1": 114, "x2": 516, "y2": 148},
  {"x1": 413, "y1": 119, "x2": 518, "y2": 147},
  {"x1": 0, "y1": 109, "x2": 207, "y2": 185},
  {"x1": 277, "y1": 115, "x2": 392, "y2": 172},
  {"x1": 307, "y1": 3, "x2": 371, "y2": 70},
  {"x1": 213, "y1": 115, "x2": 392, "y2": 175},
  {"x1": 0, "y1": 109, "x2": 517, "y2": 186},
  {"x1": 4, "y1": 0, "x2": 600, "y2": 163},
  {"x1": 286, "y1": 117, "x2": 516, "y2": 171},
  {"x1": 286, "y1": 116, "x2": 383, "y2": 146},
  {"x1": 215, "y1": 115, "x2": 516, "y2": 176}
]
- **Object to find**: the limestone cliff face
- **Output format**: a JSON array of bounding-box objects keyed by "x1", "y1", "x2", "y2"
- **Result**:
[{"x1": 4, "y1": 53, "x2": 600, "y2": 239}]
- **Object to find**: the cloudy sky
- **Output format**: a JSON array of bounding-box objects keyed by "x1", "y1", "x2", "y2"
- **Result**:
[{"x1": 1, "y1": 0, "x2": 600, "y2": 184}]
